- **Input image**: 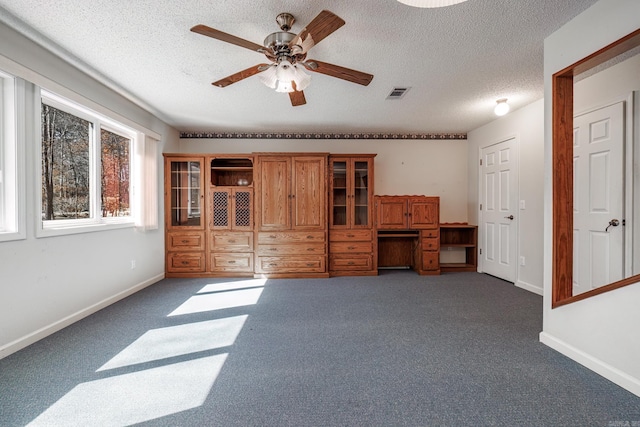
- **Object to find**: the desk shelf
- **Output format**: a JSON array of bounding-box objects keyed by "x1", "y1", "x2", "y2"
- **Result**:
[{"x1": 440, "y1": 224, "x2": 477, "y2": 272}]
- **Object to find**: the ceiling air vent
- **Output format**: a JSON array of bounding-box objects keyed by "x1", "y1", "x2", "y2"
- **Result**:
[{"x1": 386, "y1": 87, "x2": 410, "y2": 100}]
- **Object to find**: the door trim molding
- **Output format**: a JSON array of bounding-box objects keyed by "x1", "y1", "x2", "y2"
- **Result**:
[
  {"x1": 551, "y1": 28, "x2": 640, "y2": 308},
  {"x1": 478, "y1": 135, "x2": 519, "y2": 282}
]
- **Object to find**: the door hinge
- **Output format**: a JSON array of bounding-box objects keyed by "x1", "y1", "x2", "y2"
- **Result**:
[
  {"x1": 479, "y1": 159, "x2": 483, "y2": 166},
  {"x1": 479, "y1": 248, "x2": 482, "y2": 255},
  {"x1": 480, "y1": 204, "x2": 483, "y2": 211}
]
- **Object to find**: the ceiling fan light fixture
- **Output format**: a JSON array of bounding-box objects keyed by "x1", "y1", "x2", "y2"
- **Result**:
[
  {"x1": 396, "y1": 0, "x2": 468, "y2": 7},
  {"x1": 259, "y1": 65, "x2": 278, "y2": 89},
  {"x1": 261, "y1": 59, "x2": 311, "y2": 93},
  {"x1": 494, "y1": 98, "x2": 510, "y2": 116}
]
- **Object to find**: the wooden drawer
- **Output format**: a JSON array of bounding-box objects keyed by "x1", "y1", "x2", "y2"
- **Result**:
[
  {"x1": 330, "y1": 254, "x2": 373, "y2": 271},
  {"x1": 421, "y1": 229, "x2": 439, "y2": 238},
  {"x1": 167, "y1": 232, "x2": 206, "y2": 251},
  {"x1": 256, "y1": 256, "x2": 326, "y2": 273},
  {"x1": 421, "y1": 237, "x2": 439, "y2": 251},
  {"x1": 258, "y1": 243, "x2": 325, "y2": 255},
  {"x1": 167, "y1": 252, "x2": 206, "y2": 272},
  {"x1": 422, "y1": 251, "x2": 440, "y2": 271},
  {"x1": 330, "y1": 241, "x2": 373, "y2": 253},
  {"x1": 330, "y1": 229, "x2": 373, "y2": 241},
  {"x1": 210, "y1": 253, "x2": 253, "y2": 272},
  {"x1": 211, "y1": 231, "x2": 253, "y2": 252},
  {"x1": 258, "y1": 231, "x2": 325, "y2": 244}
]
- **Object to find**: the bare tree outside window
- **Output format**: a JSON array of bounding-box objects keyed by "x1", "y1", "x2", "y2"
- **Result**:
[
  {"x1": 41, "y1": 104, "x2": 90, "y2": 220},
  {"x1": 101, "y1": 129, "x2": 130, "y2": 217}
]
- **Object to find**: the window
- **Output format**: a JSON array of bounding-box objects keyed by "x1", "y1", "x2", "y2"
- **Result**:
[
  {"x1": 0, "y1": 69, "x2": 24, "y2": 242},
  {"x1": 40, "y1": 91, "x2": 136, "y2": 233}
]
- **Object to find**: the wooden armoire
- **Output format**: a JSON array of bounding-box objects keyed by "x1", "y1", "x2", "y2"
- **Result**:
[{"x1": 254, "y1": 153, "x2": 329, "y2": 278}]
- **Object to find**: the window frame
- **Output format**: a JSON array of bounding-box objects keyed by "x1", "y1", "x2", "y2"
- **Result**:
[
  {"x1": 0, "y1": 69, "x2": 26, "y2": 242},
  {"x1": 38, "y1": 89, "x2": 138, "y2": 237}
]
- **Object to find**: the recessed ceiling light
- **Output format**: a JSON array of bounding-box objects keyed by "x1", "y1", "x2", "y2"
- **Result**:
[{"x1": 397, "y1": 0, "x2": 469, "y2": 8}]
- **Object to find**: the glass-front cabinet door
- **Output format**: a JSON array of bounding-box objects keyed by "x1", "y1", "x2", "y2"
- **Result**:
[
  {"x1": 353, "y1": 160, "x2": 370, "y2": 227},
  {"x1": 167, "y1": 158, "x2": 204, "y2": 229},
  {"x1": 331, "y1": 160, "x2": 349, "y2": 227},
  {"x1": 330, "y1": 157, "x2": 373, "y2": 228}
]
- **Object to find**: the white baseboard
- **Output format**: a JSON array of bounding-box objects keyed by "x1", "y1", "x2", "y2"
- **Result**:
[
  {"x1": 0, "y1": 273, "x2": 165, "y2": 360},
  {"x1": 539, "y1": 331, "x2": 640, "y2": 398},
  {"x1": 516, "y1": 280, "x2": 543, "y2": 295}
]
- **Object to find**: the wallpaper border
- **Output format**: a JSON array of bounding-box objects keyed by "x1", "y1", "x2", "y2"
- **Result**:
[{"x1": 180, "y1": 132, "x2": 467, "y2": 140}]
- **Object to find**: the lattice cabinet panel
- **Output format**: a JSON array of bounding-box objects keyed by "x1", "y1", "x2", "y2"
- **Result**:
[
  {"x1": 209, "y1": 188, "x2": 253, "y2": 231},
  {"x1": 233, "y1": 190, "x2": 252, "y2": 229},
  {"x1": 212, "y1": 190, "x2": 230, "y2": 228}
]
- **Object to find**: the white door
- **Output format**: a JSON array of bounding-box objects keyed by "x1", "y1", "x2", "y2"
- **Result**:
[
  {"x1": 573, "y1": 102, "x2": 624, "y2": 294},
  {"x1": 480, "y1": 138, "x2": 518, "y2": 282}
]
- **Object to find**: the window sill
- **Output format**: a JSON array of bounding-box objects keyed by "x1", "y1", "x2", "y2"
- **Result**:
[{"x1": 37, "y1": 221, "x2": 135, "y2": 238}]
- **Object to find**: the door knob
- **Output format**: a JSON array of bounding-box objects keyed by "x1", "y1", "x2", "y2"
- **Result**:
[
  {"x1": 504, "y1": 215, "x2": 514, "y2": 220},
  {"x1": 605, "y1": 219, "x2": 620, "y2": 232}
]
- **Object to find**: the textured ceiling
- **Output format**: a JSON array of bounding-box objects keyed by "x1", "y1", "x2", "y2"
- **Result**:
[{"x1": 0, "y1": 0, "x2": 600, "y2": 134}]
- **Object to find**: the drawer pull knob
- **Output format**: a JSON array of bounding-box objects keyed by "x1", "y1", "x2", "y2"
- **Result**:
[
  {"x1": 181, "y1": 240, "x2": 189, "y2": 243},
  {"x1": 348, "y1": 246, "x2": 355, "y2": 250},
  {"x1": 228, "y1": 260, "x2": 236, "y2": 264},
  {"x1": 306, "y1": 235, "x2": 314, "y2": 239},
  {"x1": 269, "y1": 248, "x2": 277, "y2": 251},
  {"x1": 347, "y1": 234, "x2": 355, "y2": 238},
  {"x1": 348, "y1": 262, "x2": 355, "y2": 265},
  {"x1": 306, "y1": 263, "x2": 314, "y2": 267},
  {"x1": 181, "y1": 261, "x2": 189, "y2": 265},
  {"x1": 228, "y1": 239, "x2": 236, "y2": 243},
  {"x1": 269, "y1": 235, "x2": 276, "y2": 239},
  {"x1": 307, "y1": 248, "x2": 315, "y2": 251}
]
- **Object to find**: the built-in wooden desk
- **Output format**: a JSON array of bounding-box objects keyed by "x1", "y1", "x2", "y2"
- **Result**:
[{"x1": 375, "y1": 195, "x2": 440, "y2": 275}]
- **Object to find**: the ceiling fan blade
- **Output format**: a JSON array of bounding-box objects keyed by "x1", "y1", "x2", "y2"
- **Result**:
[
  {"x1": 289, "y1": 10, "x2": 345, "y2": 53},
  {"x1": 304, "y1": 60, "x2": 373, "y2": 86},
  {"x1": 191, "y1": 24, "x2": 265, "y2": 53},
  {"x1": 289, "y1": 90, "x2": 306, "y2": 107},
  {"x1": 212, "y1": 64, "x2": 269, "y2": 88}
]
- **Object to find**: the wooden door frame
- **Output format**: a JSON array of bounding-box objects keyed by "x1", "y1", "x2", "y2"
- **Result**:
[{"x1": 552, "y1": 28, "x2": 640, "y2": 308}]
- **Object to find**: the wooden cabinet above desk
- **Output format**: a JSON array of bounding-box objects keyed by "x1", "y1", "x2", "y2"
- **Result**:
[{"x1": 376, "y1": 196, "x2": 439, "y2": 229}]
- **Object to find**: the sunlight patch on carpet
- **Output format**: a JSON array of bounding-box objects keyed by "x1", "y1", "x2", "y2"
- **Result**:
[
  {"x1": 28, "y1": 354, "x2": 227, "y2": 427},
  {"x1": 197, "y1": 278, "x2": 267, "y2": 293},
  {"x1": 97, "y1": 316, "x2": 246, "y2": 371},
  {"x1": 168, "y1": 287, "x2": 263, "y2": 316}
]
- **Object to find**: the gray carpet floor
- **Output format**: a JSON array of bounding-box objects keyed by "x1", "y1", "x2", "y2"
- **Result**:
[{"x1": 1, "y1": 271, "x2": 639, "y2": 426}]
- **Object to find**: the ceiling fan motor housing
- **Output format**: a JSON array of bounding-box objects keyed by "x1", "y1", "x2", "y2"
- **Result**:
[{"x1": 263, "y1": 31, "x2": 304, "y2": 63}]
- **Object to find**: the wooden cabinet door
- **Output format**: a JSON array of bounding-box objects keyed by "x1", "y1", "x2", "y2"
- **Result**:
[
  {"x1": 376, "y1": 197, "x2": 408, "y2": 229},
  {"x1": 165, "y1": 157, "x2": 205, "y2": 230},
  {"x1": 257, "y1": 156, "x2": 291, "y2": 230},
  {"x1": 409, "y1": 197, "x2": 439, "y2": 229},
  {"x1": 351, "y1": 158, "x2": 373, "y2": 228},
  {"x1": 329, "y1": 158, "x2": 349, "y2": 228},
  {"x1": 231, "y1": 188, "x2": 253, "y2": 230},
  {"x1": 291, "y1": 156, "x2": 326, "y2": 230},
  {"x1": 209, "y1": 188, "x2": 253, "y2": 231},
  {"x1": 209, "y1": 188, "x2": 231, "y2": 230}
]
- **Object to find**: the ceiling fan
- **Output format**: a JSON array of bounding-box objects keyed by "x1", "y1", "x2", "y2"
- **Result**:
[{"x1": 191, "y1": 10, "x2": 374, "y2": 106}]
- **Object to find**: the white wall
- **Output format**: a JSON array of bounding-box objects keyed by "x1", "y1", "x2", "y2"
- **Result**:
[
  {"x1": 540, "y1": 0, "x2": 640, "y2": 397},
  {"x1": 177, "y1": 138, "x2": 469, "y2": 223},
  {"x1": 467, "y1": 99, "x2": 545, "y2": 294},
  {"x1": 0, "y1": 20, "x2": 180, "y2": 358}
]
